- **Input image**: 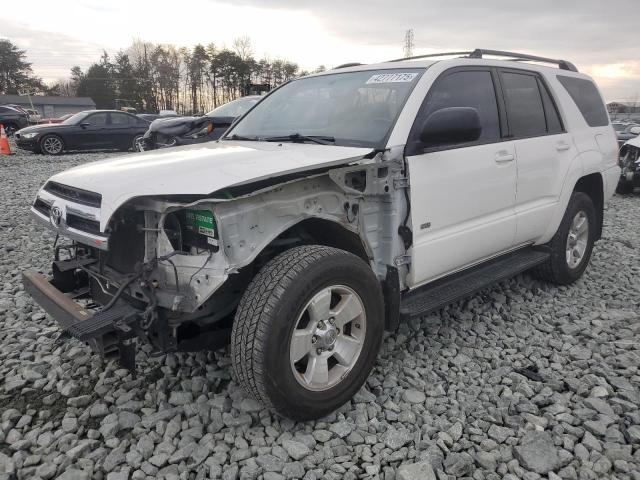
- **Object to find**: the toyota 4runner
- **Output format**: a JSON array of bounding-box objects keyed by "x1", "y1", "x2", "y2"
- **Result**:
[{"x1": 23, "y1": 49, "x2": 620, "y2": 420}]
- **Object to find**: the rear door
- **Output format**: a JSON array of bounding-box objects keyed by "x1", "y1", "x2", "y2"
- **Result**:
[
  {"x1": 497, "y1": 69, "x2": 577, "y2": 244},
  {"x1": 109, "y1": 112, "x2": 136, "y2": 148},
  {"x1": 406, "y1": 68, "x2": 517, "y2": 286}
]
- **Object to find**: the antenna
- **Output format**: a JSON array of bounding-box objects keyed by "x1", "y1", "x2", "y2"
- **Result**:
[{"x1": 403, "y1": 29, "x2": 414, "y2": 59}]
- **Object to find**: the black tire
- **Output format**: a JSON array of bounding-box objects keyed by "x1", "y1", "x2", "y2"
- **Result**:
[
  {"x1": 40, "y1": 134, "x2": 64, "y2": 155},
  {"x1": 533, "y1": 191, "x2": 596, "y2": 285},
  {"x1": 231, "y1": 245, "x2": 384, "y2": 420},
  {"x1": 616, "y1": 180, "x2": 634, "y2": 195}
]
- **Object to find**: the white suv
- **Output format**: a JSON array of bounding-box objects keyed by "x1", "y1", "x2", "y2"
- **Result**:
[{"x1": 24, "y1": 50, "x2": 619, "y2": 420}]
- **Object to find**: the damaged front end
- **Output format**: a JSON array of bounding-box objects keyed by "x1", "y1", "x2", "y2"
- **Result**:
[
  {"x1": 23, "y1": 145, "x2": 409, "y2": 370},
  {"x1": 24, "y1": 187, "x2": 243, "y2": 369},
  {"x1": 618, "y1": 139, "x2": 640, "y2": 192}
]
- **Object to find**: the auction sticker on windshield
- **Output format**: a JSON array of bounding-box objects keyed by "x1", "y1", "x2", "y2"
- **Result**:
[{"x1": 366, "y1": 72, "x2": 418, "y2": 84}]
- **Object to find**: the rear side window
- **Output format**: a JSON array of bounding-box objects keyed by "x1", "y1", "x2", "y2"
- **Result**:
[
  {"x1": 501, "y1": 72, "x2": 547, "y2": 137},
  {"x1": 111, "y1": 113, "x2": 132, "y2": 126},
  {"x1": 415, "y1": 70, "x2": 501, "y2": 144},
  {"x1": 557, "y1": 76, "x2": 609, "y2": 127}
]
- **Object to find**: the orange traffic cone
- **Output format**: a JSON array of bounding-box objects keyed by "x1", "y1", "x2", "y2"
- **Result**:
[{"x1": 0, "y1": 124, "x2": 12, "y2": 155}]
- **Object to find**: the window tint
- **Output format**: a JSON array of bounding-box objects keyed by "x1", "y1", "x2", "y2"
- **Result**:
[
  {"x1": 501, "y1": 72, "x2": 547, "y2": 137},
  {"x1": 417, "y1": 70, "x2": 500, "y2": 144},
  {"x1": 111, "y1": 113, "x2": 131, "y2": 126},
  {"x1": 86, "y1": 113, "x2": 108, "y2": 126},
  {"x1": 557, "y1": 76, "x2": 609, "y2": 127},
  {"x1": 0, "y1": 107, "x2": 9, "y2": 113},
  {"x1": 537, "y1": 79, "x2": 563, "y2": 134}
]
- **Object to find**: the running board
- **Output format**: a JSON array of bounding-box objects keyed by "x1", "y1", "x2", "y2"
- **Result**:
[{"x1": 399, "y1": 248, "x2": 549, "y2": 319}]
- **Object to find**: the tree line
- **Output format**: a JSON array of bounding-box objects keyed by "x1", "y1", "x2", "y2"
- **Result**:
[{"x1": 1, "y1": 38, "x2": 326, "y2": 114}]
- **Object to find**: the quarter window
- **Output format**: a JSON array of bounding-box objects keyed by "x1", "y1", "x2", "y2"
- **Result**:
[
  {"x1": 415, "y1": 70, "x2": 501, "y2": 145},
  {"x1": 501, "y1": 72, "x2": 547, "y2": 138},
  {"x1": 557, "y1": 76, "x2": 609, "y2": 127}
]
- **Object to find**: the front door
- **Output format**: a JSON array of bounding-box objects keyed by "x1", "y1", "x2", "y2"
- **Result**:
[
  {"x1": 405, "y1": 68, "x2": 517, "y2": 287},
  {"x1": 68, "y1": 112, "x2": 110, "y2": 148}
]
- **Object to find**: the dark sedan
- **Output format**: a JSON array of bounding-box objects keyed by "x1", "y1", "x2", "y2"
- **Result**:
[
  {"x1": 14, "y1": 110, "x2": 150, "y2": 155},
  {"x1": 137, "y1": 96, "x2": 260, "y2": 151}
]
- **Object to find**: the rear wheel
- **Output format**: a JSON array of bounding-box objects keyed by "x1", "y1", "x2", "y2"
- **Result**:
[
  {"x1": 231, "y1": 245, "x2": 384, "y2": 420},
  {"x1": 40, "y1": 134, "x2": 64, "y2": 155},
  {"x1": 533, "y1": 192, "x2": 596, "y2": 285},
  {"x1": 130, "y1": 134, "x2": 144, "y2": 152}
]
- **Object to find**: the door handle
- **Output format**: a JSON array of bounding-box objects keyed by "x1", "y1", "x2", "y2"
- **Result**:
[
  {"x1": 495, "y1": 152, "x2": 515, "y2": 163},
  {"x1": 556, "y1": 142, "x2": 571, "y2": 151}
]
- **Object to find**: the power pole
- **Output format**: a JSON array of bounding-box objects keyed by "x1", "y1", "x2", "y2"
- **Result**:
[{"x1": 403, "y1": 29, "x2": 414, "y2": 58}]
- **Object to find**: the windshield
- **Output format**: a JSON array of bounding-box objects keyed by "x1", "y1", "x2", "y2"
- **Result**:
[
  {"x1": 62, "y1": 111, "x2": 91, "y2": 125},
  {"x1": 226, "y1": 69, "x2": 424, "y2": 147},
  {"x1": 206, "y1": 97, "x2": 259, "y2": 118}
]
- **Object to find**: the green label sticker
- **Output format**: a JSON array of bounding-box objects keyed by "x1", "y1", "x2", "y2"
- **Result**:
[{"x1": 185, "y1": 209, "x2": 216, "y2": 237}]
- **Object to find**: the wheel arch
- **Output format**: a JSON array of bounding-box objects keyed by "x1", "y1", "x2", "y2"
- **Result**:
[{"x1": 573, "y1": 172, "x2": 604, "y2": 240}]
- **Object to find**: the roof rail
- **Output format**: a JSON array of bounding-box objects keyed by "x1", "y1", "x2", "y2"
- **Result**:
[
  {"x1": 387, "y1": 49, "x2": 578, "y2": 72},
  {"x1": 468, "y1": 49, "x2": 578, "y2": 72},
  {"x1": 334, "y1": 62, "x2": 364, "y2": 69},
  {"x1": 387, "y1": 51, "x2": 474, "y2": 62}
]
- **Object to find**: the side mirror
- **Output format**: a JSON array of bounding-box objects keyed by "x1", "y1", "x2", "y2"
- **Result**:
[
  {"x1": 419, "y1": 107, "x2": 482, "y2": 147},
  {"x1": 80, "y1": 122, "x2": 91, "y2": 128}
]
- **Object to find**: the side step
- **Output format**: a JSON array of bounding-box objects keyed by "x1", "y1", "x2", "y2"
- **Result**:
[
  {"x1": 65, "y1": 304, "x2": 139, "y2": 341},
  {"x1": 400, "y1": 248, "x2": 549, "y2": 319}
]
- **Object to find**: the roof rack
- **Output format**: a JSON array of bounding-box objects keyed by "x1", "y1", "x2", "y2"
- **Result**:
[
  {"x1": 387, "y1": 51, "x2": 474, "y2": 62},
  {"x1": 387, "y1": 49, "x2": 578, "y2": 72},
  {"x1": 467, "y1": 49, "x2": 578, "y2": 72},
  {"x1": 334, "y1": 62, "x2": 364, "y2": 69}
]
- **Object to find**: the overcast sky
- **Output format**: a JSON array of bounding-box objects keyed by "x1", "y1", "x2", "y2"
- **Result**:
[{"x1": 2, "y1": 0, "x2": 639, "y2": 101}]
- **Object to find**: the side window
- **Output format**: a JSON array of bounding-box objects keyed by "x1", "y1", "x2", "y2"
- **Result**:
[
  {"x1": 412, "y1": 70, "x2": 500, "y2": 148},
  {"x1": 501, "y1": 72, "x2": 547, "y2": 138},
  {"x1": 537, "y1": 79, "x2": 563, "y2": 134},
  {"x1": 86, "y1": 113, "x2": 108, "y2": 126},
  {"x1": 110, "y1": 113, "x2": 131, "y2": 126},
  {"x1": 556, "y1": 76, "x2": 609, "y2": 127}
]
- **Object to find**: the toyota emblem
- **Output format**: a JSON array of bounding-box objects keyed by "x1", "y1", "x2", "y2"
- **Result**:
[{"x1": 50, "y1": 206, "x2": 63, "y2": 227}]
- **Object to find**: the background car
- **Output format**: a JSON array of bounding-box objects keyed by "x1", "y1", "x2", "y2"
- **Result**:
[
  {"x1": 38, "y1": 113, "x2": 74, "y2": 124},
  {"x1": 25, "y1": 108, "x2": 41, "y2": 124},
  {"x1": 137, "y1": 112, "x2": 179, "y2": 122},
  {"x1": 14, "y1": 110, "x2": 150, "y2": 155},
  {"x1": 137, "y1": 96, "x2": 261, "y2": 150},
  {"x1": 613, "y1": 122, "x2": 640, "y2": 147},
  {"x1": 0, "y1": 105, "x2": 30, "y2": 135}
]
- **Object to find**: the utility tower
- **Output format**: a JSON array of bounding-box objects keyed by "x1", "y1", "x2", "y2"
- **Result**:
[{"x1": 403, "y1": 29, "x2": 414, "y2": 58}]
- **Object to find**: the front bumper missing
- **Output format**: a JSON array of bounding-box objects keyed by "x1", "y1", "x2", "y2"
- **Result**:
[{"x1": 22, "y1": 270, "x2": 139, "y2": 369}]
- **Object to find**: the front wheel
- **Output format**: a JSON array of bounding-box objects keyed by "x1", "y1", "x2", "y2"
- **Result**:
[
  {"x1": 231, "y1": 245, "x2": 384, "y2": 420},
  {"x1": 533, "y1": 191, "x2": 596, "y2": 285},
  {"x1": 40, "y1": 134, "x2": 64, "y2": 155}
]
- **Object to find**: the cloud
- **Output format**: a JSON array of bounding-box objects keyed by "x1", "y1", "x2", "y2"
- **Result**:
[
  {"x1": 1, "y1": 0, "x2": 638, "y2": 99},
  {"x1": 1, "y1": 20, "x2": 114, "y2": 82}
]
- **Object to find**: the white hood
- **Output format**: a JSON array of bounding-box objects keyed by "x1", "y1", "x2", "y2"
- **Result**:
[
  {"x1": 48, "y1": 140, "x2": 371, "y2": 229},
  {"x1": 623, "y1": 136, "x2": 640, "y2": 149}
]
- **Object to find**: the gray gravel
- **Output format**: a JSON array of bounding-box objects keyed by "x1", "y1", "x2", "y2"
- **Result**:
[{"x1": 1, "y1": 148, "x2": 639, "y2": 480}]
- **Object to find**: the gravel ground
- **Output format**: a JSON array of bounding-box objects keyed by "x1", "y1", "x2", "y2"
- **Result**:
[{"x1": 1, "y1": 147, "x2": 639, "y2": 480}]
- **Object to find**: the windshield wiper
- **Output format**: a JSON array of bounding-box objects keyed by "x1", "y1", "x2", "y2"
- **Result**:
[
  {"x1": 226, "y1": 134, "x2": 259, "y2": 141},
  {"x1": 263, "y1": 133, "x2": 335, "y2": 145}
]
